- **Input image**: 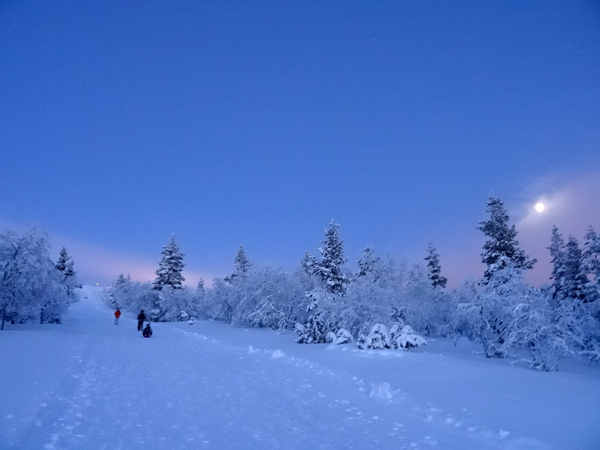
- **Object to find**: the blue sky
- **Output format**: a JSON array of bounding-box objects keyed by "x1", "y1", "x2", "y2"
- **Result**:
[{"x1": 1, "y1": 1, "x2": 599, "y2": 286}]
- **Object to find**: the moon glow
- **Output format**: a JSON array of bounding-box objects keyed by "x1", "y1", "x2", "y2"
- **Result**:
[{"x1": 535, "y1": 202, "x2": 545, "y2": 213}]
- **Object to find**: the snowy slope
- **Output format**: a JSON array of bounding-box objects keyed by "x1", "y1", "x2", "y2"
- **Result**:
[{"x1": 0, "y1": 287, "x2": 598, "y2": 450}]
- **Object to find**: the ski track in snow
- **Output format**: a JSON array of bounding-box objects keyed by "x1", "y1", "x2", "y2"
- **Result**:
[{"x1": 0, "y1": 288, "x2": 596, "y2": 449}]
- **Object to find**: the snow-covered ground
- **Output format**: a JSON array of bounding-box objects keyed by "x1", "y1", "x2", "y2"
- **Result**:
[{"x1": 1, "y1": 287, "x2": 598, "y2": 450}]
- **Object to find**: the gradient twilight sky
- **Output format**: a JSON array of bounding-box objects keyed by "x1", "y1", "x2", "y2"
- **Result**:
[{"x1": 1, "y1": 1, "x2": 599, "y2": 287}]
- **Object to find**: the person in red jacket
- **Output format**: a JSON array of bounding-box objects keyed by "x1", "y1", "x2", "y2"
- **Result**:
[{"x1": 114, "y1": 308, "x2": 121, "y2": 325}]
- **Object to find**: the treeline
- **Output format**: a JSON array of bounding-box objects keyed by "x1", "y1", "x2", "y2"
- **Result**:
[
  {"x1": 107, "y1": 196, "x2": 600, "y2": 371},
  {"x1": 0, "y1": 228, "x2": 79, "y2": 329}
]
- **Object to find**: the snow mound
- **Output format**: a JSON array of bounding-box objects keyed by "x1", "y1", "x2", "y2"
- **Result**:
[
  {"x1": 369, "y1": 382, "x2": 397, "y2": 401},
  {"x1": 271, "y1": 349, "x2": 285, "y2": 358},
  {"x1": 248, "y1": 345, "x2": 258, "y2": 354}
]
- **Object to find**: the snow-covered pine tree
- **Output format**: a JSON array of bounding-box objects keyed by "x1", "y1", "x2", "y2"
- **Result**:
[
  {"x1": 113, "y1": 273, "x2": 129, "y2": 291},
  {"x1": 301, "y1": 251, "x2": 319, "y2": 278},
  {"x1": 295, "y1": 222, "x2": 349, "y2": 343},
  {"x1": 224, "y1": 245, "x2": 252, "y2": 284},
  {"x1": 54, "y1": 246, "x2": 78, "y2": 300},
  {"x1": 548, "y1": 226, "x2": 567, "y2": 301},
  {"x1": 316, "y1": 220, "x2": 348, "y2": 295},
  {"x1": 477, "y1": 196, "x2": 536, "y2": 283},
  {"x1": 196, "y1": 277, "x2": 205, "y2": 297},
  {"x1": 466, "y1": 259, "x2": 532, "y2": 358},
  {"x1": 583, "y1": 226, "x2": 600, "y2": 299},
  {"x1": 562, "y1": 236, "x2": 592, "y2": 303},
  {"x1": 152, "y1": 234, "x2": 185, "y2": 290},
  {"x1": 424, "y1": 242, "x2": 447, "y2": 289},
  {"x1": 234, "y1": 245, "x2": 251, "y2": 275},
  {"x1": 55, "y1": 247, "x2": 76, "y2": 279},
  {"x1": 546, "y1": 235, "x2": 597, "y2": 360},
  {"x1": 357, "y1": 247, "x2": 381, "y2": 281},
  {"x1": 111, "y1": 273, "x2": 132, "y2": 308}
]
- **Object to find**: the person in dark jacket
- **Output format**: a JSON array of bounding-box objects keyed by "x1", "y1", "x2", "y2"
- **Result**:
[
  {"x1": 142, "y1": 323, "x2": 153, "y2": 338},
  {"x1": 137, "y1": 310, "x2": 146, "y2": 331}
]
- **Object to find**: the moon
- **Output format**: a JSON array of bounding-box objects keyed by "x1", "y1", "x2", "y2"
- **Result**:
[{"x1": 535, "y1": 202, "x2": 545, "y2": 213}]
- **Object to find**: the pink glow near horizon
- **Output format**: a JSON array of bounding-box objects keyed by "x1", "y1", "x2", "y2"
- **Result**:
[{"x1": 48, "y1": 237, "x2": 217, "y2": 287}]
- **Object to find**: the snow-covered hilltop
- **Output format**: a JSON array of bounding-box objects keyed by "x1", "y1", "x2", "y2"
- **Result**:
[{"x1": 0, "y1": 287, "x2": 598, "y2": 449}]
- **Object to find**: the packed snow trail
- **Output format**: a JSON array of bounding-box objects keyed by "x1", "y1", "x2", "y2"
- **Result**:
[{"x1": 1, "y1": 289, "x2": 598, "y2": 449}]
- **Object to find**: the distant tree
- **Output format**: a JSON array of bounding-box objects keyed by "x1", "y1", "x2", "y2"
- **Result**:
[
  {"x1": 424, "y1": 242, "x2": 447, "y2": 289},
  {"x1": 54, "y1": 247, "x2": 79, "y2": 304},
  {"x1": 234, "y1": 245, "x2": 252, "y2": 275},
  {"x1": 583, "y1": 226, "x2": 600, "y2": 296},
  {"x1": 153, "y1": 235, "x2": 185, "y2": 290},
  {"x1": 113, "y1": 273, "x2": 128, "y2": 290},
  {"x1": 300, "y1": 251, "x2": 319, "y2": 278},
  {"x1": 316, "y1": 220, "x2": 349, "y2": 295},
  {"x1": 562, "y1": 236, "x2": 592, "y2": 303},
  {"x1": 548, "y1": 226, "x2": 567, "y2": 301},
  {"x1": 196, "y1": 277, "x2": 205, "y2": 297},
  {"x1": 477, "y1": 196, "x2": 536, "y2": 283},
  {"x1": 225, "y1": 245, "x2": 252, "y2": 284},
  {"x1": 55, "y1": 247, "x2": 76, "y2": 280},
  {"x1": 357, "y1": 247, "x2": 381, "y2": 281},
  {"x1": 112, "y1": 273, "x2": 132, "y2": 307}
]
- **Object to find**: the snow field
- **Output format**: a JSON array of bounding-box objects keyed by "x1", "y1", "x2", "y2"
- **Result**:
[{"x1": 0, "y1": 287, "x2": 599, "y2": 449}]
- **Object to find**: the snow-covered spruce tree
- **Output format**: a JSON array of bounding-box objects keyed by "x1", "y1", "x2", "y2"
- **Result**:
[
  {"x1": 455, "y1": 259, "x2": 533, "y2": 358},
  {"x1": 54, "y1": 246, "x2": 79, "y2": 304},
  {"x1": 547, "y1": 229, "x2": 600, "y2": 363},
  {"x1": 55, "y1": 247, "x2": 76, "y2": 280},
  {"x1": 189, "y1": 277, "x2": 213, "y2": 320},
  {"x1": 110, "y1": 273, "x2": 132, "y2": 308},
  {"x1": 457, "y1": 259, "x2": 571, "y2": 369},
  {"x1": 196, "y1": 278, "x2": 205, "y2": 297},
  {"x1": 473, "y1": 197, "x2": 537, "y2": 354},
  {"x1": 401, "y1": 264, "x2": 452, "y2": 336},
  {"x1": 449, "y1": 277, "x2": 479, "y2": 340},
  {"x1": 503, "y1": 289, "x2": 571, "y2": 371},
  {"x1": 554, "y1": 235, "x2": 600, "y2": 359},
  {"x1": 153, "y1": 234, "x2": 185, "y2": 291},
  {"x1": 113, "y1": 273, "x2": 131, "y2": 292},
  {"x1": 316, "y1": 220, "x2": 349, "y2": 295},
  {"x1": 562, "y1": 236, "x2": 593, "y2": 303},
  {"x1": 357, "y1": 323, "x2": 390, "y2": 349},
  {"x1": 216, "y1": 245, "x2": 254, "y2": 322},
  {"x1": 478, "y1": 196, "x2": 536, "y2": 283},
  {"x1": 548, "y1": 226, "x2": 567, "y2": 302},
  {"x1": 344, "y1": 258, "x2": 396, "y2": 338},
  {"x1": 356, "y1": 323, "x2": 427, "y2": 350},
  {"x1": 580, "y1": 227, "x2": 600, "y2": 362},
  {"x1": 424, "y1": 242, "x2": 447, "y2": 289},
  {"x1": 206, "y1": 278, "x2": 234, "y2": 322},
  {"x1": 301, "y1": 251, "x2": 319, "y2": 278},
  {"x1": 225, "y1": 245, "x2": 252, "y2": 284},
  {"x1": 295, "y1": 221, "x2": 349, "y2": 343},
  {"x1": 583, "y1": 226, "x2": 600, "y2": 299},
  {"x1": 295, "y1": 290, "x2": 335, "y2": 343},
  {"x1": 357, "y1": 247, "x2": 382, "y2": 281}
]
